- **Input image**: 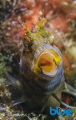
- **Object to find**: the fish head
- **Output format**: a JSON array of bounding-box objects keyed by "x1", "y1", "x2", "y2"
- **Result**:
[
  {"x1": 22, "y1": 20, "x2": 64, "y2": 93},
  {"x1": 23, "y1": 27, "x2": 60, "y2": 77}
]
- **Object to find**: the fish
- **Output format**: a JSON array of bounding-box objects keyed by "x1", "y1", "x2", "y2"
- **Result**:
[{"x1": 4, "y1": 19, "x2": 76, "y2": 114}]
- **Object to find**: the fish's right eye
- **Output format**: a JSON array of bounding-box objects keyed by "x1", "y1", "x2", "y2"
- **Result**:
[
  {"x1": 23, "y1": 37, "x2": 30, "y2": 46},
  {"x1": 23, "y1": 37, "x2": 32, "y2": 51}
]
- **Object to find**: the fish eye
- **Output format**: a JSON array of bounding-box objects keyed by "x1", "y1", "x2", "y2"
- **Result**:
[
  {"x1": 23, "y1": 37, "x2": 32, "y2": 51},
  {"x1": 23, "y1": 37, "x2": 30, "y2": 47},
  {"x1": 36, "y1": 49, "x2": 62, "y2": 76}
]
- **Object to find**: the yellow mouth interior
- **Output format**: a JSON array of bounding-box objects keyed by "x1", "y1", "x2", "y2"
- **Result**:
[{"x1": 35, "y1": 49, "x2": 61, "y2": 73}]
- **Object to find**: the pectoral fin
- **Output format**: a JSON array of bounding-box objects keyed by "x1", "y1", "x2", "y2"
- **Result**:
[
  {"x1": 52, "y1": 93, "x2": 76, "y2": 109},
  {"x1": 63, "y1": 82, "x2": 76, "y2": 97},
  {"x1": 4, "y1": 69, "x2": 30, "y2": 105},
  {"x1": 12, "y1": 96, "x2": 26, "y2": 106},
  {"x1": 4, "y1": 69, "x2": 20, "y2": 88}
]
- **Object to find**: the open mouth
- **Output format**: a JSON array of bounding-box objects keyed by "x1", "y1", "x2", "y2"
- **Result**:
[{"x1": 35, "y1": 49, "x2": 62, "y2": 76}]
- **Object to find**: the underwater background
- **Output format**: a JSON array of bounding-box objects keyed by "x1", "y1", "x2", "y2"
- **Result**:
[{"x1": 0, "y1": 0, "x2": 76, "y2": 120}]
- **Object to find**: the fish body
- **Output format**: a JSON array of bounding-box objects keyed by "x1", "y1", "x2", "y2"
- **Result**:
[
  {"x1": 19, "y1": 41, "x2": 65, "y2": 113},
  {"x1": 5, "y1": 20, "x2": 76, "y2": 114}
]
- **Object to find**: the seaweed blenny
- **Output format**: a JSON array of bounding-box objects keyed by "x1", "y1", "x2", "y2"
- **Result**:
[{"x1": 5, "y1": 19, "x2": 76, "y2": 114}]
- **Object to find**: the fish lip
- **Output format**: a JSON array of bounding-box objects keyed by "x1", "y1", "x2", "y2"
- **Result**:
[
  {"x1": 40, "y1": 66, "x2": 63, "y2": 78},
  {"x1": 42, "y1": 68, "x2": 58, "y2": 76},
  {"x1": 34, "y1": 44, "x2": 62, "y2": 61}
]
